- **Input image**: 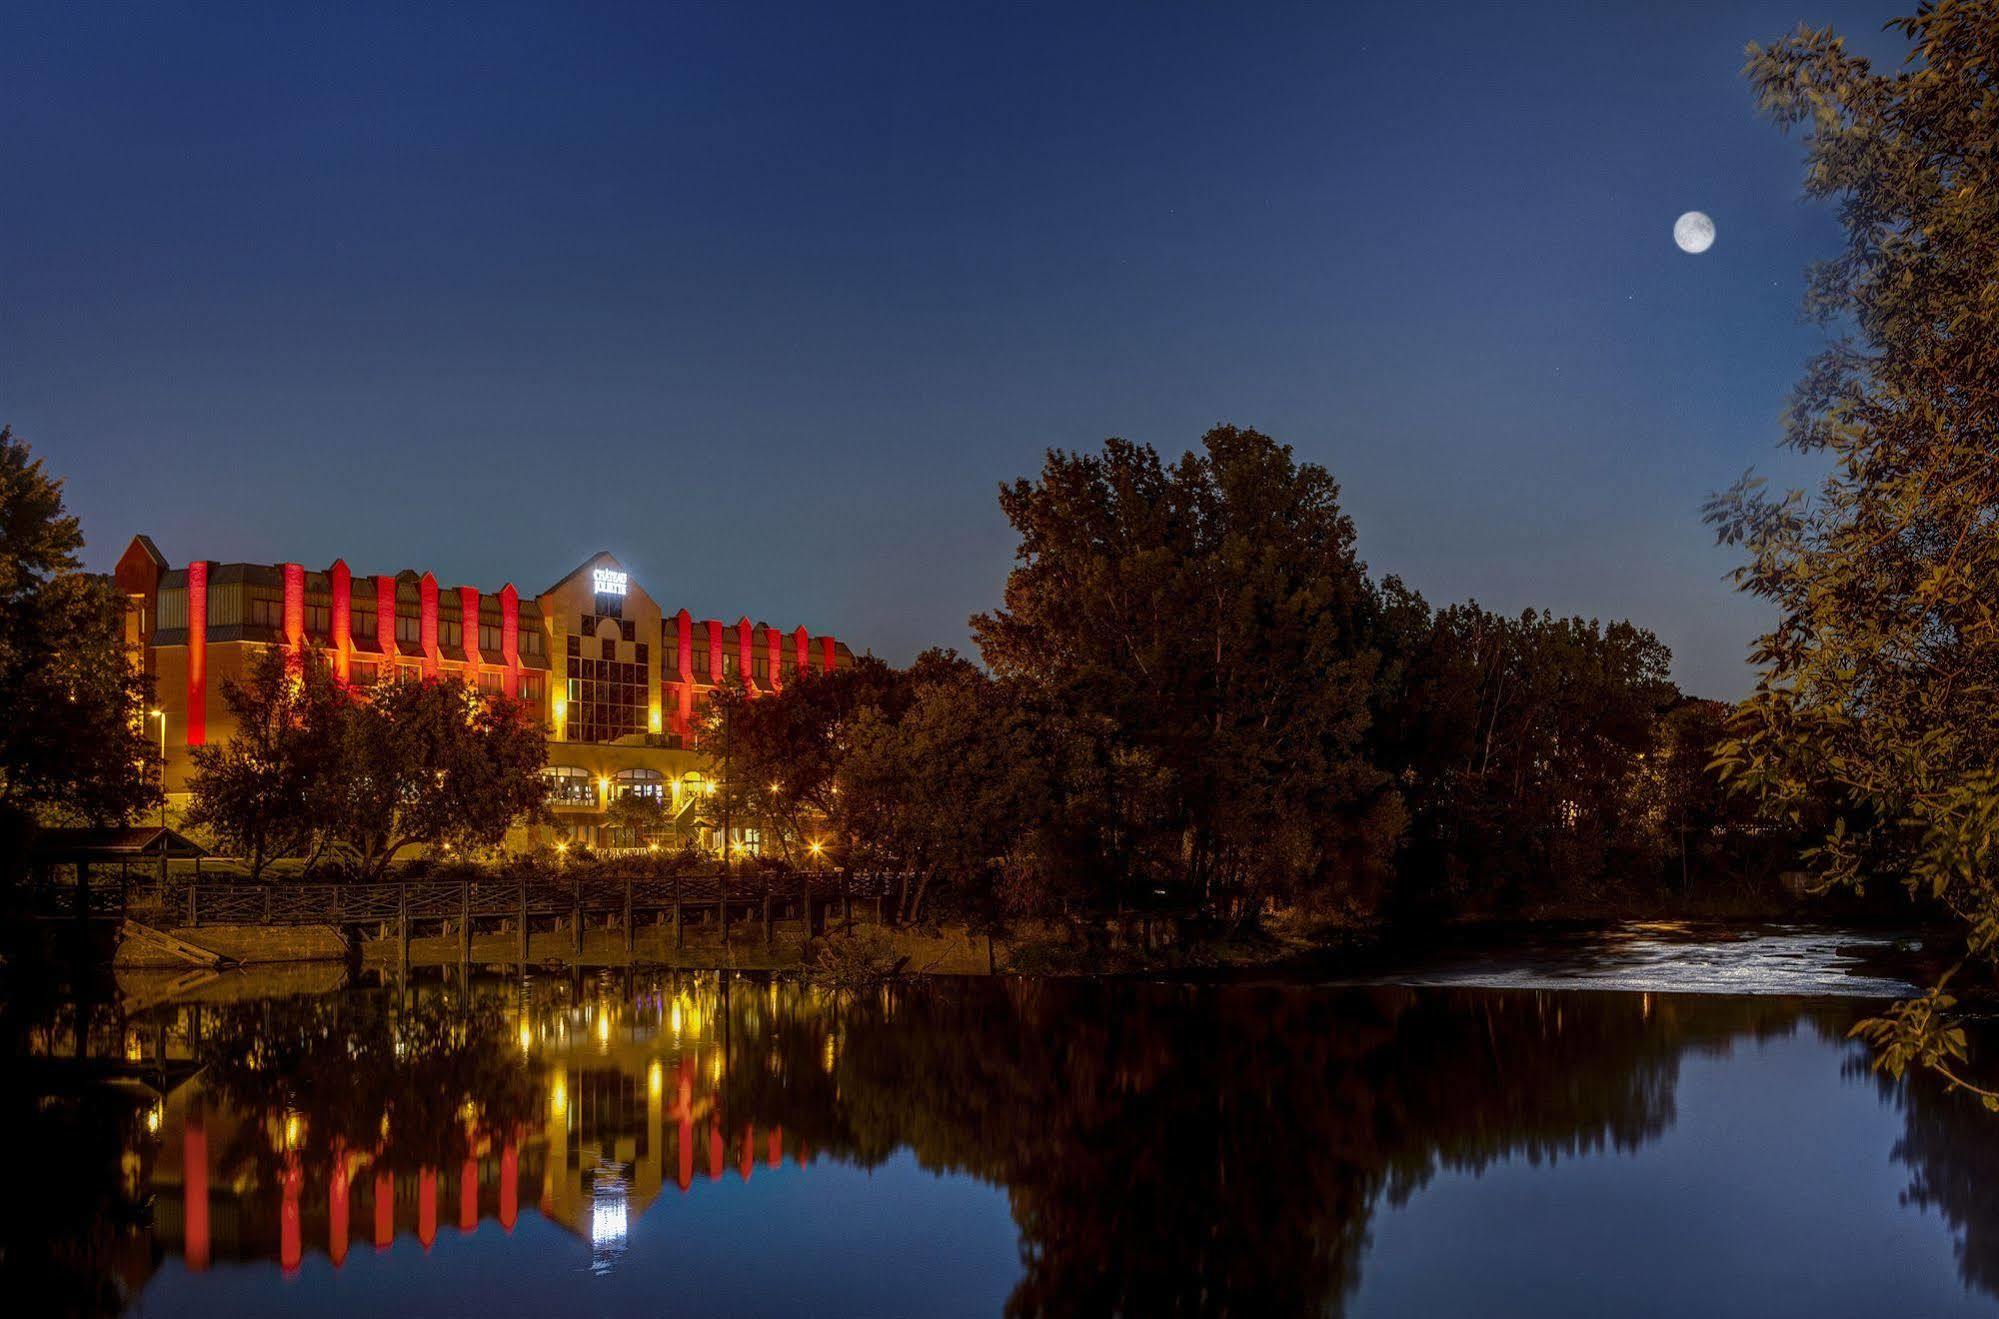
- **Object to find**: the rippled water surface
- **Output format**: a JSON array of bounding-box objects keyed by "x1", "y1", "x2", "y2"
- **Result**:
[{"x1": 8, "y1": 927, "x2": 1997, "y2": 1318}]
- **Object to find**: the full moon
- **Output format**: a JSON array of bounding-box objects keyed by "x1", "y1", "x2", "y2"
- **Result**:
[{"x1": 1674, "y1": 211, "x2": 1716, "y2": 254}]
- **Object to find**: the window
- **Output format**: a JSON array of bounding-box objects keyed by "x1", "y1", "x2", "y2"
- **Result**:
[
  {"x1": 518, "y1": 671, "x2": 545, "y2": 702},
  {"x1": 350, "y1": 605, "x2": 377, "y2": 639},
  {"x1": 635, "y1": 641, "x2": 648, "y2": 665},
  {"x1": 543, "y1": 766, "x2": 597, "y2": 806},
  {"x1": 723, "y1": 653, "x2": 738, "y2": 677},
  {"x1": 479, "y1": 623, "x2": 503, "y2": 653},
  {"x1": 601, "y1": 638, "x2": 617, "y2": 661},
  {"x1": 754, "y1": 657, "x2": 768, "y2": 682},
  {"x1": 306, "y1": 604, "x2": 331, "y2": 637},
  {"x1": 613, "y1": 768, "x2": 666, "y2": 801},
  {"x1": 692, "y1": 648, "x2": 709, "y2": 677},
  {"x1": 566, "y1": 634, "x2": 581, "y2": 658},
  {"x1": 396, "y1": 615, "x2": 421, "y2": 645},
  {"x1": 564, "y1": 650, "x2": 645, "y2": 743},
  {"x1": 350, "y1": 661, "x2": 378, "y2": 687},
  {"x1": 440, "y1": 618, "x2": 463, "y2": 650},
  {"x1": 477, "y1": 669, "x2": 504, "y2": 694},
  {"x1": 250, "y1": 598, "x2": 283, "y2": 627},
  {"x1": 620, "y1": 619, "x2": 635, "y2": 642}
]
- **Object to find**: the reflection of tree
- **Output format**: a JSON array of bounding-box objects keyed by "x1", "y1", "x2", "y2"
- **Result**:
[
  {"x1": 717, "y1": 982, "x2": 1864, "y2": 1317},
  {"x1": 1883, "y1": 1041, "x2": 1999, "y2": 1298},
  {"x1": 196, "y1": 992, "x2": 535, "y2": 1185}
]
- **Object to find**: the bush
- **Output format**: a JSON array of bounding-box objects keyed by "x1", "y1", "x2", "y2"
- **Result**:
[{"x1": 804, "y1": 927, "x2": 906, "y2": 988}]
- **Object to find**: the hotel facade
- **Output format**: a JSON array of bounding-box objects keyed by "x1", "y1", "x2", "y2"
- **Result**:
[{"x1": 114, "y1": 536, "x2": 854, "y2": 851}]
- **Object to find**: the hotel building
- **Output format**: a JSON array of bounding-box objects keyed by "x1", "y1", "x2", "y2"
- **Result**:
[{"x1": 114, "y1": 536, "x2": 855, "y2": 850}]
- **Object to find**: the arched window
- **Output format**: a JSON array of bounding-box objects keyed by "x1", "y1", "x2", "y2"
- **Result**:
[
  {"x1": 543, "y1": 766, "x2": 596, "y2": 806},
  {"x1": 613, "y1": 767, "x2": 666, "y2": 801}
]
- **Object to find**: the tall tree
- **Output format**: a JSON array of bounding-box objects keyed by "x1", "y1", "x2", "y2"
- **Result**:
[
  {"x1": 0, "y1": 426, "x2": 157, "y2": 867},
  {"x1": 183, "y1": 647, "x2": 348, "y2": 878},
  {"x1": 317, "y1": 676, "x2": 549, "y2": 878},
  {"x1": 1707, "y1": 1, "x2": 1999, "y2": 1094},
  {"x1": 973, "y1": 426, "x2": 1387, "y2": 915}
]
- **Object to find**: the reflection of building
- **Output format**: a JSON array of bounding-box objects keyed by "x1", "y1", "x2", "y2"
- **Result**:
[
  {"x1": 115, "y1": 539, "x2": 856, "y2": 849},
  {"x1": 131, "y1": 978, "x2": 819, "y2": 1278}
]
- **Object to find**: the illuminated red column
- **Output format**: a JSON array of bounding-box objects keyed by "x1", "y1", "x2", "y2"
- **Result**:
[
  {"x1": 418, "y1": 1166, "x2": 437, "y2": 1249},
  {"x1": 329, "y1": 1146, "x2": 350, "y2": 1267},
  {"x1": 672, "y1": 610, "x2": 694, "y2": 737},
  {"x1": 500, "y1": 584, "x2": 520, "y2": 693},
  {"x1": 706, "y1": 620, "x2": 724, "y2": 689},
  {"x1": 419, "y1": 573, "x2": 440, "y2": 678},
  {"x1": 374, "y1": 1169, "x2": 394, "y2": 1249},
  {"x1": 376, "y1": 576, "x2": 398, "y2": 661},
  {"x1": 329, "y1": 560, "x2": 352, "y2": 683},
  {"x1": 736, "y1": 617, "x2": 754, "y2": 694},
  {"x1": 186, "y1": 561, "x2": 209, "y2": 746},
  {"x1": 282, "y1": 562, "x2": 306, "y2": 661},
  {"x1": 460, "y1": 586, "x2": 481, "y2": 669},
  {"x1": 499, "y1": 1140, "x2": 519, "y2": 1232},
  {"x1": 820, "y1": 635, "x2": 836, "y2": 674},
  {"x1": 793, "y1": 626, "x2": 810, "y2": 679},
  {"x1": 768, "y1": 1127, "x2": 782, "y2": 1169},
  {"x1": 183, "y1": 1105, "x2": 210, "y2": 1270},
  {"x1": 280, "y1": 1153, "x2": 303, "y2": 1273},
  {"x1": 766, "y1": 626, "x2": 783, "y2": 692},
  {"x1": 459, "y1": 1154, "x2": 478, "y2": 1234}
]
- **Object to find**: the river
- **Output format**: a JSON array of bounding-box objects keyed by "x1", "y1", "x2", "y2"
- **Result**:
[{"x1": 6, "y1": 924, "x2": 1995, "y2": 1317}]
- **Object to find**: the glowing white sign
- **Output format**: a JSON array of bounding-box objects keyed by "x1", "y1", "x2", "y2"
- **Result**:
[{"x1": 592, "y1": 568, "x2": 628, "y2": 596}]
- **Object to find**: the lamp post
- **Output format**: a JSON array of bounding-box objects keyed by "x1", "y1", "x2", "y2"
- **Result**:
[{"x1": 149, "y1": 709, "x2": 167, "y2": 883}]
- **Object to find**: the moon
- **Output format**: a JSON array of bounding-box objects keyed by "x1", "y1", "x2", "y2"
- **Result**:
[{"x1": 1674, "y1": 211, "x2": 1716, "y2": 254}]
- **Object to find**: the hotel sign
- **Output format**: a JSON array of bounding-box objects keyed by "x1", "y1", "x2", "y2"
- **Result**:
[{"x1": 592, "y1": 568, "x2": 628, "y2": 596}]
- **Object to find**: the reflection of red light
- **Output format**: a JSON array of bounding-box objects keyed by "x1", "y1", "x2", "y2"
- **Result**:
[
  {"x1": 460, "y1": 1156, "x2": 478, "y2": 1233},
  {"x1": 796, "y1": 1139, "x2": 809, "y2": 1168},
  {"x1": 329, "y1": 1148, "x2": 350, "y2": 1267},
  {"x1": 281, "y1": 1154, "x2": 303, "y2": 1273},
  {"x1": 738, "y1": 1124, "x2": 754, "y2": 1181},
  {"x1": 499, "y1": 1141, "x2": 518, "y2": 1232},
  {"x1": 184, "y1": 1107, "x2": 210, "y2": 1270},
  {"x1": 707, "y1": 1122, "x2": 723, "y2": 1180},
  {"x1": 677, "y1": 1115, "x2": 693, "y2": 1192},
  {"x1": 418, "y1": 1167, "x2": 437, "y2": 1249},
  {"x1": 374, "y1": 1170, "x2": 393, "y2": 1249},
  {"x1": 769, "y1": 1127, "x2": 782, "y2": 1169}
]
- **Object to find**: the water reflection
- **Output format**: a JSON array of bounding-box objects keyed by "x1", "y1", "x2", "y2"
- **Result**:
[{"x1": 7, "y1": 970, "x2": 1999, "y2": 1316}]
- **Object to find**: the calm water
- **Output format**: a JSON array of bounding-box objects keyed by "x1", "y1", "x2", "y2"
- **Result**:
[{"x1": 8, "y1": 929, "x2": 1999, "y2": 1318}]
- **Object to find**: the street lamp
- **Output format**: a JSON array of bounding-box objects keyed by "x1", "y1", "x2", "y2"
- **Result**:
[{"x1": 149, "y1": 709, "x2": 167, "y2": 882}]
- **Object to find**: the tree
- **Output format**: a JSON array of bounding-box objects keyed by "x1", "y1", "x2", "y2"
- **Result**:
[
  {"x1": 1706, "y1": 1, "x2": 1999, "y2": 1095},
  {"x1": 317, "y1": 676, "x2": 549, "y2": 878},
  {"x1": 0, "y1": 426, "x2": 157, "y2": 869},
  {"x1": 972, "y1": 426, "x2": 1388, "y2": 918},
  {"x1": 183, "y1": 647, "x2": 348, "y2": 878}
]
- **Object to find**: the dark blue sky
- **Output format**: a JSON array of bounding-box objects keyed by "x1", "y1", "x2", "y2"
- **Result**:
[{"x1": 2, "y1": 1, "x2": 1901, "y2": 696}]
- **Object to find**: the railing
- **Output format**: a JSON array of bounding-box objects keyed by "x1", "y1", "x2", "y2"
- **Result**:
[{"x1": 41, "y1": 868, "x2": 902, "y2": 927}]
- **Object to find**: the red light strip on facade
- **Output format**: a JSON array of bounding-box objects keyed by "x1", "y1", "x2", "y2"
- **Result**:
[
  {"x1": 186, "y1": 560, "x2": 209, "y2": 746},
  {"x1": 706, "y1": 619, "x2": 724, "y2": 690},
  {"x1": 376, "y1": 576, "x2": 397, "y2": 660},
  {"x1": 793, "y1": 626, "x2": 809, "y2": 678},
  {"x1": 419, "y1": 573, "x2": 440, "y2": 677},
  {"x1": 459, "y1": 586, "x2": 481, "y2": 667},
  {"x1": 820, "y1": 635, "x2": 836, "y2": 674},
  {"x1": 282, "y1": 562, "x2": 305, "y2": 657},
  {"x1": 500, "y1": 584, "x2": 520, "y2": 688},
  {"x1": 767, "y1": 624, "x2": 783, "y2": 691},
  {"x1": 329, "y1": 560, "x2": 351, "y2": 682},
  {"x1": 737, "y1": 617, "x2": 755, "y2": 695}
]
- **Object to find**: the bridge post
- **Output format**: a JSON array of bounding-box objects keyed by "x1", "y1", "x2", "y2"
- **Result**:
[
  {"x1": 623, "y1": 876, "x2": 634, "y2": 965},
  {"x1": 397, "y1": 884, "x2": 410, "y2": 981},
  {"x1": 720, "y1": 872, "x2": 730, "y2": 947},
  {"x1": 801, "y1": 875, "x2": 811, "y2": 940},
  {"x1": 517, "y1": 877, "x2": 528, "y2": 972},
  {"x1": 264, "y1": 885, "x2": 273, "y2": 923},
  {"x1": 187, "y1": 883, "x2": 198, "y2": 928},
  {"x1": 672, "y1": 877, "x2": 683, "y2": 952},
  {"x1": 459, "y1": 881, "x2": 471, "y2": 969}
]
